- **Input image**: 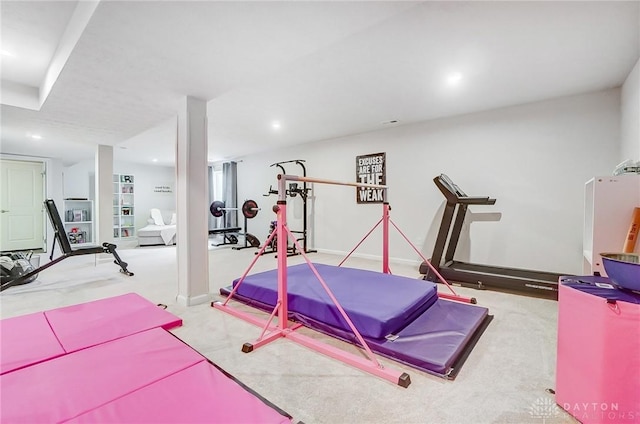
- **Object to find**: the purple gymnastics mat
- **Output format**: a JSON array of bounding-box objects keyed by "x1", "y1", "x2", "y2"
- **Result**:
[
  {"x1": 233, "y1": 263, "x2": 439, "y2": 339},
  {"x1": 223, "y1": 264, "x2": 491, "y2": 378}
]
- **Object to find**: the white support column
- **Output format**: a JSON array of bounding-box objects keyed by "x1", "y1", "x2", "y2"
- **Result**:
[
  {"x1": 176, "y1": 96, "x2": 210, "y2": 306},
  {"x1": 95, "y1": 145, "x2": 113, "y2": 245}
]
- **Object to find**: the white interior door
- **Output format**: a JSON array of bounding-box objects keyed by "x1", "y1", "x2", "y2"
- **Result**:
[{"x1": 0, "y1": 159, "x2": 45, "y2": 251}]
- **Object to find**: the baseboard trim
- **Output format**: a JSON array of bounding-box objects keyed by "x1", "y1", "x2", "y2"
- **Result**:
[{"x1": 176, "y1": 292, "x2": 211, "y2": 306}]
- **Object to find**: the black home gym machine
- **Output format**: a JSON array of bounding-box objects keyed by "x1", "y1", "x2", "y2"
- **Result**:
[
  {"x1": 261, "y1": 159, "x2": 316, "y2": 257},
  {"x1": 420, "y1": 174, "x2": 564, "y2": 299},
  {"x1": 209, "y1": 200, "x2": 261, "y2": 249},
  {"x1": 1, "y1": 199, "x2": 133, "y2": 292}
]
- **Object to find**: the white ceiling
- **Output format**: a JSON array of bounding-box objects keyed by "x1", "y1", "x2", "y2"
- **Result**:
[
  {"x1": 1, "y1": 1, "x2": 76, "y2": 86},
  {"x1": 1, "y1": 1, "x2": 638, "y2": 167}
]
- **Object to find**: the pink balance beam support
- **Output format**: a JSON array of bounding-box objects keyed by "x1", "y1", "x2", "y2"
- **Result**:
[
  {"x1": 67, "y1": 360, "x2": 292, "y2": 424},
  {"x1": 0, "y1": 328, "x2": 204, "y2": 423},
  {"x1": 0, "y1": 312, "x2": 65, "y2": 375},
  {"x1": 215, "y1": 175, "x2": 409, "y2": 387},
  {"x1": 45, "y1": 292, "x2": 182, "y2": 352}
]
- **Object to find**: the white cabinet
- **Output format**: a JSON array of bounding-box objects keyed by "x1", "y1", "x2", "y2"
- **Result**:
[
  {"x1": 113, "y1": 174, "x2": 135, "y2": 239},
  {"x1": 63, "y1": 199, "x2": 94, "y2": 245},
  {"x1": 583, "y1": 175, "x2": 640, "y2": 275}
]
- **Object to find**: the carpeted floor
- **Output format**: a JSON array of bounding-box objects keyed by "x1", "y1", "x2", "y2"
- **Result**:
[{"x1": 0, "y1": 244, "x2": 577, "y2": 424}]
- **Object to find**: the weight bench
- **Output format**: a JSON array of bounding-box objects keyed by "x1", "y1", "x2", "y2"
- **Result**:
[
  {"x1": 0, "y1": 199, "x2": 133, "y2": 292},
  {"x1": 208, "y1": 227, "x2": 242, "y2": 246}
]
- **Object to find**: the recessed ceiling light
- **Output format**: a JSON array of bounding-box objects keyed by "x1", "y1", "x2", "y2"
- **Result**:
[
  {"x1": 446, "y1": 72, "x2": 463, "y2": 86},
  {"x1": 1, "y1": 50, "x2": 14, "y2": 57},
  {"x1": 272, "y1": 121, "x2": 281, "y2": 130},
  {"x1": 31, "y1": 134, "x2": 42, "y2": 140},
  {"x1": 152, "y1": 158, "x2": 158, "y2": 162}
]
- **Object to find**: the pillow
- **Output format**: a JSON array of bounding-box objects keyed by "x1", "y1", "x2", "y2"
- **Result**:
[
  {"x1": 150, "y1": 208, "x2": 165, "y2": 226},
  {"x1": 170, "y1": 213, "x2": 177, "y2": 225}
]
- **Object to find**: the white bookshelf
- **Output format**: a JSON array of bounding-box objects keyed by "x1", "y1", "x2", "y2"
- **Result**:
[
  {"x1": 63, "y1": 199, "x2": 94, "y2": 245},
  {"x1": 113, "y1": 174, "x2": 136, "y2": 239},
  {"x1": 583, "y1": 175, "x2": 640, "y2": 276}
]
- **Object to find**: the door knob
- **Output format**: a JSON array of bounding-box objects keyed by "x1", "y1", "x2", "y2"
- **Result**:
[{"x1": 0, "y1": 210, "x2": 8, "y2": 213}]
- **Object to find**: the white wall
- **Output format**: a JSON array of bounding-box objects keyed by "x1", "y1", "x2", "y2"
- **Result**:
[
  {"x1": 236, "y1": 89, "x2": 621, "y2": 274},
  {"x1": 63, "y1": 159, "x2": 176, "y2": 234},
  {"x1": 63, "y1": 160, "x2": 95, "y2": 200},
  {"x1": 621, "y1": 57, "x2": 640, "y2": 162},
  {"x1": 114, "y1": 161, "x2": 176, "y2": 230}
]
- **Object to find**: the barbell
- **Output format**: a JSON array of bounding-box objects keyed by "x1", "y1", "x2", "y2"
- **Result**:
[{"x1": 210, "y1": 199, "x2": 260, "y2": 219}]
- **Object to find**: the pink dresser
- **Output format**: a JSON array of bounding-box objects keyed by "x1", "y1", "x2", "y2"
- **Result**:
[{"x1": 556, "y1": 276, "x2": 640, "y2": 423}]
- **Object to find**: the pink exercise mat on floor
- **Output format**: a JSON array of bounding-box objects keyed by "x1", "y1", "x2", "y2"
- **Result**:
[
  {"x1": 68, "y1": 360, "x2": 292, "y2": 424},
  {"x1": 0, "y1": 312, "x2": 65, "y2": 375},
  {"x1": 0, "y1": 328, "x2": 204, "y2": 423},
  {"x1": 1, "y1": 295, "x2": 293, "y2": 423},
  {"x1": 44, "y1": 292, "x2": 182, "y2": 352}
]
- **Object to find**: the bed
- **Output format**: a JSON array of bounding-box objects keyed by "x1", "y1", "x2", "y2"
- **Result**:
[{"x1": 138, "y1": 209, "x2": 176, "y2": 246}]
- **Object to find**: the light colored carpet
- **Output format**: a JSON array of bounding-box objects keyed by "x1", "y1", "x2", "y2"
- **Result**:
[{"x1": 0, "y1": 245, "x2": 577, "y2": 424}]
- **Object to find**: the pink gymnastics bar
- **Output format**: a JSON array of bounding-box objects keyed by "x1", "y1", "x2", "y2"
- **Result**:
[
  {"x1": 337, "y1": 196, "x2": 475, "y2": 304},
  {"x1": 289, "y1": 174, "x2": 473, "y2": 305},
  {"x1": 213, "y1": 174, "x2": 410, "y2": 387},
  {"x1": 388, "y1": 219, "x2": 476, "y2": 304}
]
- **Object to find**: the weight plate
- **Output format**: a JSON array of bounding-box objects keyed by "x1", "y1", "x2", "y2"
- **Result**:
[
  {"x1": 242, "y1": 199, "x2": 259, "y2": 219},
  {"x1": 246, "y1": 233, "x2": 260, "y2": 247},
  {"x1": 210, "y1": 200, "x2": 225, "y2": 218}
]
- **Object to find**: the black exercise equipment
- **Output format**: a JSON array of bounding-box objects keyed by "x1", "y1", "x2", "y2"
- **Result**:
[
  {"x1": 233, "y1": 200, "x2": 261, "y2": 251},
  {"x1": 208, "y1": 227, "x2": 242, "y2": 246},
  {"x1": 241, "y1": 200, "x2": 259, "y2": 219},
  {"x1": 209, "y1": 200, "x2": 260, "y2": 248},
  {"x1": 1, "y1": 199, "x2": 133, "y2": 292},
  {"x1": 210, "y1": 199, "x2": 260, "y2": 219},
  {"x1": 260, "y1": 159, "x2": 316, "y2": 257},
  {"x1": 245, "y1": 234, "x2": 261, "y2": 248},
  {"x1": 262, "y1": 220, "x2": 278, "y2": 254},
  {"x1": 420, "y1": 174, "x2": 564, "y2": 299},
  {"x1": 233, "y1": 231, "x2": 261, "y2": 250},
  {"x1": 0, "y1": 251, "x2": 38, "y2": 287},
  {"x1": 210, "y1": 201, "x2": 225, "y2": 217}
]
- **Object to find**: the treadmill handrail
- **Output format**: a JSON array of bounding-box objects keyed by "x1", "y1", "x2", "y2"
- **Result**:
[
  {"x1": 434, "y1": 175, "x2": 496, "y2": 205},
  {"x1": 459, "y1": 197, "x2": 497, "y2": 205}
]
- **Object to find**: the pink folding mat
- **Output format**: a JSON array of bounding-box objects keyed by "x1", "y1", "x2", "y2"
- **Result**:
[
  {"x1": 0, "y1": 312, "x2": 65, "y2": 375},
  {"x1": 68, "y1": 360, "x2": 292, "y2": 424},
  {"x1": 0, "y1": 328, "x2": 204, "y2": 423},
  {"x1": 44, "y1": 292, "x2": 182, "y2": 352}
]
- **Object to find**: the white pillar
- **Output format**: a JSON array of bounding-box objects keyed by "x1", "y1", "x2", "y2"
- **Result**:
[
  {"x1": 176, "y1": 96, "x2": 210, "y2": 306},
  {"x1": 95, "y1": 145, "x2": 113, "y2": 244}
]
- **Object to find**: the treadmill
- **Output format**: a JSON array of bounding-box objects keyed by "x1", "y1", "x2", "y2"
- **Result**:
[{"x1": 419, "y1": 174, "x2": 564, "y2": 299}]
